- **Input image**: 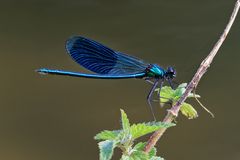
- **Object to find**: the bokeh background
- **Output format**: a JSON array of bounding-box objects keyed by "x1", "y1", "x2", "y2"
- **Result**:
[{"x1": 0, "y1": 0, "x2": 239, "y2": 159}]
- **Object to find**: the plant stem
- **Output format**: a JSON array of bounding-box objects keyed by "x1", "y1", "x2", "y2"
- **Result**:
[{"x1": 144, "y1": 0, "x2": 240, "y2": 153}]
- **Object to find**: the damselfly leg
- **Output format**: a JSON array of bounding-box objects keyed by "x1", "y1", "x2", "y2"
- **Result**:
[
  {"x1": 147, "y1": 79, "x2": 159, "y2": 121},
  {"x1": 157, "y1": 80, "x2": 164, "y2": 100},
  {"x1": 145, "y1": 78, "x2": 175, "y2": 120}
]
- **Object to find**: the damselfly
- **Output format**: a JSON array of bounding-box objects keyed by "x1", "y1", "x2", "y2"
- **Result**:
[{"x1": 37, "y1": 36, "x2": 176, "y2": 120}]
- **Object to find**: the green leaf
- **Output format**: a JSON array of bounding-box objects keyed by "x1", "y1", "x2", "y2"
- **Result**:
[
  {"x1": 130, "y1": 150, "x2": 148, "y2": 160},
  {"x1": 149, "y1": 121, "x2": 176, "y2": 128},
  {"x1": 120, "y1": 155, "x2": 134, "y2": 160},
  {"x1": 173, "y1": 87, "x2": 186, "y2": 98},
  {"x1": 132, "y1": 143, "x2": 158, "y2": 160},
  {"x1": 120, "y1": 109, "x2": 130, "y2": 133},
  {"x1": 157, "y1": 86, "x2": 174, "y2": 103},
  {"x1": 150, "y1": 156, "x2": 164, "y2": 160},
  {"x1": 94, "y1": 130, "x2": 121, "y2": 140},
  {"x1": 98, "y1": 140, "x2": 116, "y2": 160},
  {"x1": 180, "y1": 102, "x2": 198, "y2": 119},
  {"x1": 188, "y1": 93, "x2": 201, "y2": 98},
  {"x1": 130, "y1": 122, "x2": 175, "y2": 139},
  {"x1": 172, "y1": 83, "x2": 188, "y2": 100},
  {"x1": 133, "y1": 142, "x2": 146, "y2": 151},
  {"x1": 148, "y1": 147, "x2": 157, "y2": 158},
  {"x1": 177, "y1": 83, "x2": 187, "y2": 88},
  {"x1": 157, "y1": 83, "x2": 189, "y2": 105},
  {"x1": 156, "y1": 86, "x2": 173, "y2": 95}
]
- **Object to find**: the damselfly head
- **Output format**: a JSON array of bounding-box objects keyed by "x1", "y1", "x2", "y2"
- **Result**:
[{"x1": 165, "y1": 66, "x2": 176, "y2": 80}]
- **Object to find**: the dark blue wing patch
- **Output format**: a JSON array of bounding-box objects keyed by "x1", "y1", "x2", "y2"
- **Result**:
[{"x1": 66, "y1": 36, "x2": 148, "y2": 75}]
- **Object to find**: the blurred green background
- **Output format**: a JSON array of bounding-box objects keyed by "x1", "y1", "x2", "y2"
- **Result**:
[{"x1": 0, "y1": 0, "x2": 239, "y2": 159}]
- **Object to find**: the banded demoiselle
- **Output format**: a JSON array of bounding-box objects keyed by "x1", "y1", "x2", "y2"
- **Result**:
[{"x1": 37, "y1": 36, "x2": 176, "y2": 120}]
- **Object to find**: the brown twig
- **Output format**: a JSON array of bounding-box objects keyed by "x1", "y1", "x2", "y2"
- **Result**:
[{"x1": 144, "y1": 0, "x2": 240, "y2": 153}]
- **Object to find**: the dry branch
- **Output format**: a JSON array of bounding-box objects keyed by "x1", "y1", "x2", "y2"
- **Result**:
[{"x1": 144, "y1": 0, "x2": 240, "y2": 153}]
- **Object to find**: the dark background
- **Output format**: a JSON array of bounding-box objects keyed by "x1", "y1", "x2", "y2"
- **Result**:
[{"x1": 0, "y1": 0, "x2": 239, "y2": 159}]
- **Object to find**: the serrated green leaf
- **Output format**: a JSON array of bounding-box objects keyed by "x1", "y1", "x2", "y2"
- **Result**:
[
  {"x1": 173, "y1": 87, "x2": 186, "y2": 98},
  {"x1": 120, "y1": 109, "x2": 130, "y2": 133},
  {"x1": 120, "y1": 155, "x2": 134, "y2": 160},
  {"x1": 98, "y1": 140, "x2": 116, "y2": 160},
  {"x1": 94, "y1": 130, "x2": 121, "y2": 140},
  {"x1": 149, "y1": 121, "x2": 176, "y2": 128},
  {"x1": 158, "y1": 86, "x2": 174, "y2": 102},
  {"x1": 157, "y1": 83, "x2": 189, "y2": 105},
  {"x1": 130, "y1": 122, "x2": 175, "y2": 139},
  {"x1": 132, "y1": 142, "x2": 158, "y2": 160},
  {"x1": 156, "y1": 86, "x2": 173, "y2": 95},
  {"x1": 172, "y1": 83, "x2": 188, "y2": 100},
  {"x1": 180, "y1": 102, "x2": 198, "y2": 119},
  {"x1": 150, "y1": 156, "x2": 164, "y2": 160},
  {"x1": 148, "y1": 147, "x2": 157, "y2": 158},
  {"x1": 174, "y1": 83, "x2": 201, "y2": 100},
  {"x1": 178, "y1": 83, "x2": 187, "y2": 88},
  {"x1": 131, "y1": 151, "x2": 148, "y2": 160},
  {"x1": 133, "y1": 142, "x2": 146, "y2": 151},
  {"x1": 130, "y1": 124, "x2": 160, "y2": 139}
]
